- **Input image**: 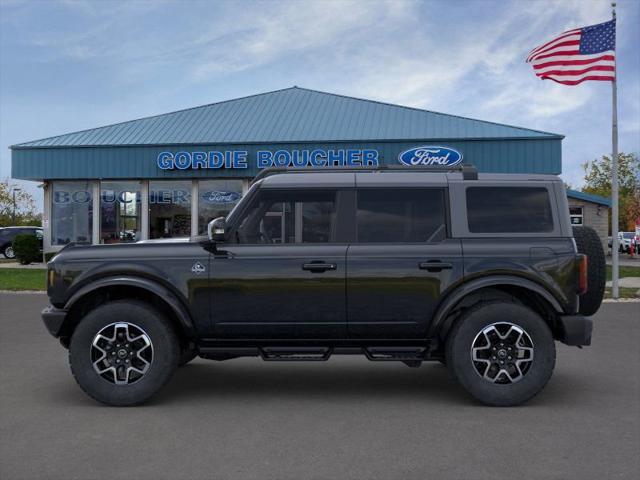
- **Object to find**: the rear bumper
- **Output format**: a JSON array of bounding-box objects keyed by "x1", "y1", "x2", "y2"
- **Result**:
[
  {"x1": 557, "y1": 314, "x2": 593, "y2": 346},
  {"x1": 41, "y1": 305, "x2": 68, "y2": 338}
]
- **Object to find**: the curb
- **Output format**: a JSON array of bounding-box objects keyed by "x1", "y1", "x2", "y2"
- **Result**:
[
  {"x1": 602, "y1": 298, "x2": 640, "y2": 303},
  {"x1": 0, "y1": 290, "x2": 45, "y2": 294}
]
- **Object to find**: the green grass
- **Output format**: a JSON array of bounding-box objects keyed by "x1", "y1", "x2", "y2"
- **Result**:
[
  {"x1": 604, "y1": 287, "x2": 639, "y2": 299},
  {"x1": 0, "y1": 269, "x2": 46, "y2": 291},
  {"x1": 606, "y1": 265, "x2": 640, "y2": 281}
]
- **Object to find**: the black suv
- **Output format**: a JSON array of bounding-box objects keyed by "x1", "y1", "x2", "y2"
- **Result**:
[
  {"x1": 0, "y1": 226, "x2": 43, "y2": 259},
  {"x1": 42, "y1": 166, "x2": 605, "y2": 406}
]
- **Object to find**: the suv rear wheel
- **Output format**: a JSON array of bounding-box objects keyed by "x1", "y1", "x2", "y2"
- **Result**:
[
  {"x1": 446, "y1": 301, "x2": 555, "y2": 406},
  {"x1": 69, "y1": 300, "x2": 179, "y2": 406}
]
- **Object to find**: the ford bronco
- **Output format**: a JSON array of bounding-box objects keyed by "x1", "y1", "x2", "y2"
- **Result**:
[{"x1": 42, "y1": 166, "x2": 605, "y2": 406}]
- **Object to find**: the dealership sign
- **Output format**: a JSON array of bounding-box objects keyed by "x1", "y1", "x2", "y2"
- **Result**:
[
  {"x1": 398, "y1": 146, "x2": 463, "y2": 167},
  {"x1": 157, "y1": 149, "x2": 380, "y2": 170}
]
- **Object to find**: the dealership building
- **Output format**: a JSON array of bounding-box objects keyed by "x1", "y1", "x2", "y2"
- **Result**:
[{"x1": 10, "y1": 86, "x2": 609, "y2": 253}]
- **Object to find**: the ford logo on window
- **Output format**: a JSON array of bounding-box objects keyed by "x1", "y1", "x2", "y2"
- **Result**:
[
  {"x1": 398, "y1": 146, "x2": 463, "y2": 167},
  {"x1": 200, "y1": 191, "x2": 242, "y2": 204}
]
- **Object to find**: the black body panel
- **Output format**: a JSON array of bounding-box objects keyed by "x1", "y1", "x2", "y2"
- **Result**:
[
  {"x1": 461, "y1": 238, "x2": 579, "y2": 314},
  {"x1": 47, "y1": 242, "x2": 211, "y2": 333},
  {"x1": 208, "y1": 244, "x2": 348, "y2": 338},
  {"x1": 347, "y1": 240, "x2": 464, "y2": 338}
]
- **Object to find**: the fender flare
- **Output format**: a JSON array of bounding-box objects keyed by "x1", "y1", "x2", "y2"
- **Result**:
[
  {"x1": 64, "y1": 276, "x2": 195, "y2": 336},
  {"x1": 428, "y1": 275, "x2": 564, "y2": 339}
]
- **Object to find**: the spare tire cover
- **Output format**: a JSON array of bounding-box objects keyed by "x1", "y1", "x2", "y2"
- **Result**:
[{"x1": 573, "y1": 226, "x2": 605, "y2": 316}]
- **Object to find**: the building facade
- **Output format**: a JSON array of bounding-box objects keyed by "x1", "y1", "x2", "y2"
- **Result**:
[
  {"x1": 566, "y1": 189, "x2": 612, "y2": 250},
  {"x1": 11, "y1": 87, "x2": 572, "y2": 253}
]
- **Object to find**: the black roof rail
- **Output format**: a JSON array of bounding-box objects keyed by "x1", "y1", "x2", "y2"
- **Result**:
[{"x1": 252, "y1": 163, "x2": 478, "y2": 184}]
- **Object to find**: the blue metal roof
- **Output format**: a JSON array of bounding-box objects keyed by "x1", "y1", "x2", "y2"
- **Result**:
[
  {"x1": 12, "y1": 87, "x2": 562, "y2": 148},
  {"x1": 567, "y1": 189, "x2": 611, "y2": 207}
]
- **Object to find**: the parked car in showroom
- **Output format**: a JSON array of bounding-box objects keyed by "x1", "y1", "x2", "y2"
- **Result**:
[
  {"x1": 0, "y1": 226, "x2": 43, "y2": 259},
  {"x1": 41, "y1": 166, "x2": 605, "y2": 407}
]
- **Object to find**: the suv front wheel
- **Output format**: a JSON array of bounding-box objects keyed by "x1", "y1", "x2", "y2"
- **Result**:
[
  {"x1": 446, "y1": 301, "x2": 555, "y2": 406},
  {"x1": 69, "y1": 300, "x2": 180, "y2": 406}
]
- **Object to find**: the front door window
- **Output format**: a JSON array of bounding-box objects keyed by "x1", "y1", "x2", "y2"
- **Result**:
[{"x1": 234, "y1": 190, "x2": 337, "y2": 244}]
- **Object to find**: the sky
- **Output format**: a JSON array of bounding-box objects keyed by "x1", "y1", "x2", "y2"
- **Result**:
[{"x1": 1, "y1": 0, "x2": 639, "y2": 211}]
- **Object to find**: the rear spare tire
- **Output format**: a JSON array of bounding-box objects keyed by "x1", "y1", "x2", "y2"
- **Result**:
[{"x1": 573, "y1": 226, "x2": 605, "y2": 316}]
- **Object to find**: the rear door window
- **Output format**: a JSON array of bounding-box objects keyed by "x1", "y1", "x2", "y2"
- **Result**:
[
  {"x1": 356, "y1": 189, "x2": 446, "y2": 243},
  {"x1": 466, "y1": 187, "x2": 554, "y2": 233}
]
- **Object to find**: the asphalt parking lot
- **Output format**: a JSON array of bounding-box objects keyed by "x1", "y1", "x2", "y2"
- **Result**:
[{"x1": 1, "y1": 294, "x2": 638, "y2": 480}]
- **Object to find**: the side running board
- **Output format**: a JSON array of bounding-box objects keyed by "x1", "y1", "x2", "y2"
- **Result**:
[
  {"x1": 363, "y1": 347, "x2": 428, "y2": 361},
  {"x1": 260, "y1": 347, "x2": 332, "y2": 361}
]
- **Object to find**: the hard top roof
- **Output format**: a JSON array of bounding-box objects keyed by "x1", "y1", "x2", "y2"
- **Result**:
[{"x1": 257, "y1": 167, "x2": 561, "y2": 188}]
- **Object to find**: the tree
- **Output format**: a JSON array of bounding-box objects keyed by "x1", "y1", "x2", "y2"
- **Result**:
[
  {"x1": 0, "y1": 180, "x2": 41, "y2": 227},
  {"x1": 582, "y1": 152, "x2": 640, "y2": 232}
]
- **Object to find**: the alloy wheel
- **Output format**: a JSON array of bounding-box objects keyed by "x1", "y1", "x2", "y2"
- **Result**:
[
  {"x1": 470, "y1": 322, "x2": 534, "y2": 384},
  {"x1": 91, "y1": 322, "x2": 154, "y2": 385}
]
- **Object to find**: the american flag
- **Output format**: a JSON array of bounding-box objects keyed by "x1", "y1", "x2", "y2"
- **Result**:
[{"x1": 526, "y1": 19, "x2": 616, "y2": 85}]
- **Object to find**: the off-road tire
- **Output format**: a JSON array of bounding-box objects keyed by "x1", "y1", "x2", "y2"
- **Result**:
[
  {"x1": 446, "y1": 301, "x2": 555, "y2": 406},
  {"x1": 573, "y1": 226, "x2": 605, "y2": 316},
  {"x1": 69, "y1": 300, "x2": 179, "y2": 406}
]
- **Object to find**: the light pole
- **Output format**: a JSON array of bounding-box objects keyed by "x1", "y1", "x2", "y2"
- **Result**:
[{"x1": 12, "y1": 187, "x2": 22, "y2": 224}]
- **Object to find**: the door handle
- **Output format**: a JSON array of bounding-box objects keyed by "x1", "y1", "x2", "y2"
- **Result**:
[
  {"x1": 419, "y1": 261, "x2": 453, "y2": 272},
  {"x1": 302, "y1": 262, "x2": 337, "y2": 273}
]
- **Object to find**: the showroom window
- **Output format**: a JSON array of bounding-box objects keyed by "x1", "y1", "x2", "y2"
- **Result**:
[
  {"x1": 51, "y1": 181, "x2": 93, "y2": 245},
  {"x1": 198, "y1": 179, "x2": 243, "y2": 234},
  {"x1": 100, "y1": 181, "x2": 141, "y2": 243},
  {"x1": 149, "y1": 181, "x2": 192, "y2": 238},
  {"x1": 569, "y1": 206, "x2": 583, "y2": 226}
]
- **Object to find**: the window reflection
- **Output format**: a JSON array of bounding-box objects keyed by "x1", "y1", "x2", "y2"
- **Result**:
[
  {"x1": 149, "y1": 181, "x2": 191, "y2": 238},
  {"x1": 198, "y1": 180, "x2": 243, "y2": 235},
  {"x1": 100, "y1": 182, "x2": 141, "y2": 243},
  {"x1": 51, "y1": 182, "x2": 93, "y2": 245}
]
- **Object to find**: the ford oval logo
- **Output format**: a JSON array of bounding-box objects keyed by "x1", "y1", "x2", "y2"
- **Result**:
[
  {"x1": 398, "y1": 146, "x2": 463, "y2": 167},
  {"x1": 200, "y1": 191, "x2": 242, "y2": 204}
]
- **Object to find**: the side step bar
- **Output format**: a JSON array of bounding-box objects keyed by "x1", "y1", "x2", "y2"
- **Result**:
[
  {"x1": 260, "y1": 347, "x2": 332, "y2": 361},
  {"x1": 199, "y1": 345, "x2": 432, "y2": 362},
  {"x1": 363, "y1": 347, "x2": 427, "y2": 361}
]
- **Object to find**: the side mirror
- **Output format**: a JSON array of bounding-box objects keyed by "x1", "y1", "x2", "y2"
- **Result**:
[{"x1": 207, "y1": 216, "x2": 226, "y2": 242}]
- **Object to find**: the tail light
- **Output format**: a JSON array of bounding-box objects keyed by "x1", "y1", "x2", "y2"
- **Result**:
[{"x1": 578, "y1": 255, "x2": 588, "y2": 295}]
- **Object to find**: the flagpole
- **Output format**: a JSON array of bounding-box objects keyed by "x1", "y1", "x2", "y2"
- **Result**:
[{"x1": 611, "y1": 1, "x2": 619, "y2": 299}]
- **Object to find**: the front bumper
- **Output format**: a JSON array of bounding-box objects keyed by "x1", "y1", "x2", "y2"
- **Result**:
[
  {"x1": 41, "y1": 305, "x2": 68, "y2": 338},
  {"x1": 557, "y1": 314, "x2": 593, "y2": 346}
]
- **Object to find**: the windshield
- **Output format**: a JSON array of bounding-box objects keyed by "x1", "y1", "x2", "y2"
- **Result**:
[
  {"x1": 226, "y1": 181, "x2": 259, "y2": 226},
  {"x1": 622, "y1": 232, "x2": 635, "y2": 239}
]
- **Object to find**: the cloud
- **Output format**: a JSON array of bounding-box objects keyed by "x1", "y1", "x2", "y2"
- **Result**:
[{"x1": 190, "y1": 0, "x2": 407, "y2": 79}]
